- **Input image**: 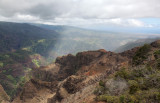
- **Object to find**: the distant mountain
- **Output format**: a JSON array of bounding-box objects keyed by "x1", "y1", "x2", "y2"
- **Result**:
[
  {"x1": 0, "y1": 21, "x2": 59, "y2": 53},
  {"x1": 0, "y1": 22, "x2": 60, "y2": 98},
  {"x1": 33, "y1": 24, "x2": 159, "y2": 53},
  {"x1": 115, "y1": 37, "x2": 160, "y2": 52}
]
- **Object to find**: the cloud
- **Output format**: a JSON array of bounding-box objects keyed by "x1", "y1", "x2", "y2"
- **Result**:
[{"x1": 0, "y1": 0, "x2": 159, "y2": 27}]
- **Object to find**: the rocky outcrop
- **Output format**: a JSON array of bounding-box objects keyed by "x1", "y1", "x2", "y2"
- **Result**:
[
  {"x1": 55, "y1": 49, "x2": 108, "y2": 80},
  {"x1": 49, "y1": 75, "x2": 86, "y2": 102},
  {"x1": 12, "y1": 79, "x2": 57, "y2": 103},
  {"x1": 105, "y1": 78, "x2": 128, "y2": 96},
  {"x1": 13, "y1": 49, "x2": 131, "y2": 103},
  {"x1": 32, "y1": 63, "x2": 60, "y2": 82},
  {"x1": 46, "y1": 49, "x2": 130, "y2": 103},
  {"x1": 48, "y1": 75, "x2": 97, "y2": 103},
  {"x1": 0, "y1": 84, "x2": 10, "y2": 103},
  {"x1": 32, "y1": 49, "x2": 111, "y2": 82}
]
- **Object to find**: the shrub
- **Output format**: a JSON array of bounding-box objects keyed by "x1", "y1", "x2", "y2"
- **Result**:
[
  {"x1": 115, "y1": 68, "x2": 129, "y2": 80},
  {"x1": 99, "y1": 80, "x2": 105, "y2": 87},
  {"x1": 138, "y1": 90, "x2": 160, "y2": 103},
  {"x1": 144, "y1": 74, "x2": 160, "y2": 88},
  {"x1": 128, "y1": 80, "x2": 139, "y2": 94},
  {"x1": 119, "y1": 95, "x2": 125, "y2": 103},
  {"x1": 147, "y1": 91, "x2": 160, "y2": 102},
  {"x1": 32, "y1": 59, "x2": 40, "y2": 67},
  {"x1": 97, "y1": 95, "x2": 119, "y2": 103},
  {"x1": 119, "y1": 95, "x2": 138, "y2": 103},
  {"x1": 0, "y1": 62, "x2": 3, "y2": 67},
  {"x1": 154, "y1": 50, "x2": 160, "y2": 59},
  {"x1": 130, "y1": 66, "x2": 152, "y2": 79},
  {"x1": 156, "y1": 59, "x2": 160, "y2": 69},
  {"x1": 132, "y1": 44, "x2": 151, "y2": 65}
]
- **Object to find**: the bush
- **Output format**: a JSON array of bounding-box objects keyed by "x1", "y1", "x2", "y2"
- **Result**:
[
  {"x1": 134, "y1": 90, "x2": 160, "y2": 103},
  {"x1": 97, "y1": 95, "x2": 119, "y2": 103},
  {"x1": 156, "y1": 59, "x2": 160, "y2": 69},
  {"x1": 119, "y1": 95, "x2": 125, "y2": 103},
  {"x1": 132, "y1": 44, "x2": 151, "y2": 65},
  {"x1": 119, "y1": 95, "x2": 138, "y2": 103},
  {"x1": 115, "y1": 68, "x2": 129, "y2": 80},
  {"x1": 130, "y1": 66, "x2": 152, "y2": 79},
  {"x1": 99, "y1": 80, "x2": 105, "y2": 87},
  {"x1": 0, "y1": 62, "x2": 3, "y2": 67},
  {"x1": 32, "y1": 59, "x2": 40, "y2": 67},
  {"x1": 128, "y1": 80, "x2": 139, "y2": 94},
  {"x1": 154, "y1": 50, "x2": 160, "y2": 59},
  {"x1": 144, "y1": 74, "x2": 160, "y2": 88}
]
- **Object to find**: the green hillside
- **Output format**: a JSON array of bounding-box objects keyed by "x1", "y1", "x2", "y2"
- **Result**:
[
  {"x1": 0, "y1": 21, "x2": 59, "y2": 53},
  {"x1": 95, "y1": 42, "x2": 160, "y2": 103},
  {"x1": 0, "y1": 22, "x2": 59, "y2": 98}
]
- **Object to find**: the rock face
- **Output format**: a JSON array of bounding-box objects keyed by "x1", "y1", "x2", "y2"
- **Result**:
[
  {"x1": 49, "y1": 75, "x2": 86, "y2": 102},
  {"x1": 12, "y1": 79, "x2": 57, "y2": 103},
  {"x1": 55, "y1": 49, "x2": 109, "y2": 80},
  {"x1": 48, "y1": 75, "x2": 96, "y2": 103},
  {"x1": 105, "y1": 78, "x2": 128, "y2": 96},
  {"x1": 0, "y1": 84, "x2": 10, "y2": 103},
  {"x1": 12, "y1": 49, "x2": 132, "y2": 103}
]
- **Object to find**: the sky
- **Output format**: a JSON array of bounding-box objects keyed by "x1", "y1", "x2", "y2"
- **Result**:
[{"x1": 0, "y1": 0, "x2": 160, "y2": 29}]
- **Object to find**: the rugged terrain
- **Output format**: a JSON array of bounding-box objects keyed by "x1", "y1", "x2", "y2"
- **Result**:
[
  {"x1": 0, "y1": 21, "x2": 160, "y2": 103},
  {"x1": 0, "y1": 84, "x2": 10, "y2": 103},
  {"x1": 10, "y1": 49, "x2": 129, "y2": 103},
  {"x1": 0, "y1": 21, "x2": 59, "y2": 99},
  {"x1": 6, "y1": 40, "x2": 159, "y2": 103}
]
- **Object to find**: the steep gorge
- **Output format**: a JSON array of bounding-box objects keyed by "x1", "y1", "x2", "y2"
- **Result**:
[
  {"x1": 12, "y1": 49, "x2": 130, "y2": 103},
  {"x1": 2, "y1": 40, "x2": 160, "y2": 103}
]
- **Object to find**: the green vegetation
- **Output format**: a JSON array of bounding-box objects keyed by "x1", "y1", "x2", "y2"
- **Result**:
[
  {"x1": 0, "y1": 22, "x2": 57, "y2": 98},
  {"x1": 95, "y1": 65, "x2": 160, "y2": 103},
  {"x1": 0, "y1": 50, "x2": 31, "y2": 67},
  {"x1": 128, "y1": 80, "x2": 139, "y2": 94},
  {"x1": 115, "y1": 68, "x2": 129, "y2": 79},
  {"x1": 94, "y1": 42, "x2": 160, "y2": 103},
  {"x1": 32, "y1": 59, "x2": 40, "y2": 67},
  {"x1": 99, "y1": 80, "x2": 105, "y2": 87},
  {"x1": 1, "y1": 21, "x2": 160, "y2": 102},
  {"x1": 96, "y1": 66, "x2": 160, "y2": 103},
  {"x1": 29, "y1": 39, "x2": 57, "y2": 56},
  {"x1": 132, "y1": 44, "x2": 151, "y2": 65},
  {"x1": 154, "y1": 50, "x2": 160, "y2": 59},
  {"x1": 0, "y1": 21, "x2": 59, "y2": 53},
  {"x1": 0, "y1": 62, "x2": 3, "y2": 67},
  {"x1": 0, "y1": 50, "x2": 33, "y2": 98},
  {"x1": 97, "y1": 95, "x2": 119, "y2": 103},
  {"x1": 2, "y1": 75, "x2": 31, "y2": 98}
]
